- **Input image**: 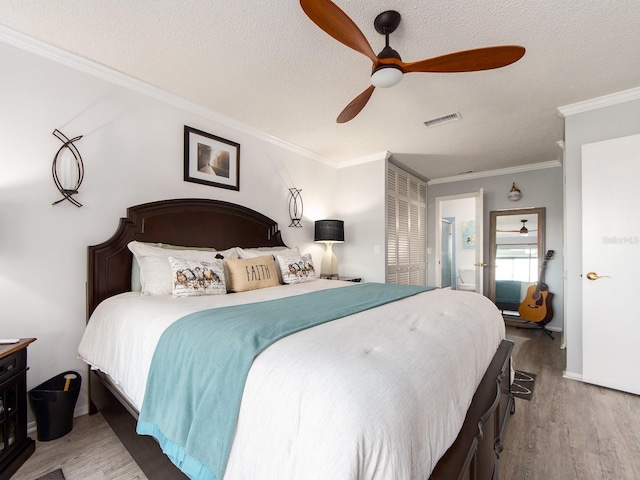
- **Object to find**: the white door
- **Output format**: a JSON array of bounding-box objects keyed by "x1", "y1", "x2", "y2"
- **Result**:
[
  {"x1": 582, "y1": 133, "x2": 640, "y2": 395},
  {"x1": 435, "y1": 189, "x2": 484, "y2": 293},
  {"x1": 474, "y1": 189, "x2": 485, "y2": 294}
]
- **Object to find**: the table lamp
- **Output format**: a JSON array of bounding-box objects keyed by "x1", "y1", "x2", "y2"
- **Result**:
[{"x1": 314, "y1": 220, "x2": 344, "y2": 278}]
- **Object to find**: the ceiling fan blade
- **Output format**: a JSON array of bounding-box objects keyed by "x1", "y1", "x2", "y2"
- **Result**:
[
  {"x1": 337, "y1": 85, "x2": 376, "y2": 123},
  {"x1": 300, "y1": 0, "x2": 379, "y2": 64},
  {"x1": 402, "y1": 46, "x2": 525, "y2": 73}
]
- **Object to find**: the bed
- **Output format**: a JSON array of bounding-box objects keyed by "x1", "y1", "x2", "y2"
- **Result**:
[{"x1": 81, "y1": 198, "x2": 514, "y2": 480}]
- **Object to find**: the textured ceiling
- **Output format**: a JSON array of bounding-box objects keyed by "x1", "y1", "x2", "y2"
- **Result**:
[{"x1": 1, "y1": 0, "x2": 639, "y2": 179}]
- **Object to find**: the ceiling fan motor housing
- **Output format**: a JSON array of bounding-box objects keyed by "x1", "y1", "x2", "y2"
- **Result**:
[
  {"x1": 371, "y1": 11, "x2": 403, "y2": 88},
  {"x1": 374, "y1": 10, "x2": 401, "y2": 35}
]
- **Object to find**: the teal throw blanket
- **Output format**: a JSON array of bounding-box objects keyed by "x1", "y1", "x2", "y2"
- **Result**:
[{"x1": 137, "y1": 282, "x2": 433, "y2": 480}]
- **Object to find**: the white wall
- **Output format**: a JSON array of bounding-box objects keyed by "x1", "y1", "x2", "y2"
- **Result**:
[
  {"x1": 0, "y1": 36, "x2": 338, "y2": 418},
  {"x1": 441, "y1": 197, "x2": 476, "y2": 280},
  {"x1": 336, "y1": 157, "x2": 387, "y2": 283},
  {"x1": 562, "y1": 95, "x2": 640, "y2": 378},
  {"x1": 428, "y1": 167, "x2": 564, "y2": 331}
]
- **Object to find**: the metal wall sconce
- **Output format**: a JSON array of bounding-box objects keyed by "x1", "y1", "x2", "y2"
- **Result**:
[
  {"x1": 288, "y1": 187, "x2": 303, "y2": 227},
  {"x1": 52, "y1": 129, "x2": 84, "y2": 207},
  {"x1": 508, "y1": 182, "x2": 522, "y2": 202}
]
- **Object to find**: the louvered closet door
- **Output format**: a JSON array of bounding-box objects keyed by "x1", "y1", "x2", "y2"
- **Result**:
[{"x1": 387, "y1": 163, "x2": 427, "y2": 285}]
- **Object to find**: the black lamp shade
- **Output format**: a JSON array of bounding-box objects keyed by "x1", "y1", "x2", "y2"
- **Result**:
[{"x1": 314, "y1": 220, "x2": 344, "y2": 242}]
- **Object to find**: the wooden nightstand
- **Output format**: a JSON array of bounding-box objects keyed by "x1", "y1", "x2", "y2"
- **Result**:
[
  {"x1": 320, "y1": 275, "x2": 362, "y2": 282},
  {"x1": 0, "y1": 338, "x2": 36, "y2": 480}
]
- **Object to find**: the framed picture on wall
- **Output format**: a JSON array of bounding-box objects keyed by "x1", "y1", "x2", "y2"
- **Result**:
[
  {"x1": 184, "y1": 126, "x2": 240, "y2": 191},
  {"x1": 462, "y1": 220, "x2": 476, "y2": 249}
]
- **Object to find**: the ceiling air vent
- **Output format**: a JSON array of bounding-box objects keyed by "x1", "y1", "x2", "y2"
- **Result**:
[{"x1": 423, "y1": 112, "x2": 462, "y2": 128}]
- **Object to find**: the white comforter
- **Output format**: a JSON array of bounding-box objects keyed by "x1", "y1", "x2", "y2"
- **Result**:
[{"x1": 79, "y1": 281, "x2": 505, "y2": 479}]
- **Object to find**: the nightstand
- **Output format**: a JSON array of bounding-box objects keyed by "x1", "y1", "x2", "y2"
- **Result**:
[
  {"x1": 320, "y1": 274, "x2": 362, "y2": 282},
  {"x1": 0, "y1": 338, "x2": 36, "y2": 480}
]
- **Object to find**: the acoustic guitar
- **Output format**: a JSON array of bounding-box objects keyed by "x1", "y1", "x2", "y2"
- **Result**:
[{"x1": 518, "y1": 250, "x2": 555, "y2": 323}]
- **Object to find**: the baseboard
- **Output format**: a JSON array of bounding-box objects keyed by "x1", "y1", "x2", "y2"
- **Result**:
[
  {"x1": 563, "y1": 370, "x2": 583, "y2": 382},
  {"x1": 503, "y1": 316, "x2": 562, "y2": 332}
]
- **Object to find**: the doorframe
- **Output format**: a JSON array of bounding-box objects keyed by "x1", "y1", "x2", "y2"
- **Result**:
[
  {"x1": 442, "y1": 217, "x2": 456, "y2": 288},
  {"x1": 435, "y1": 190, "x2": 484, "y2": 291}
]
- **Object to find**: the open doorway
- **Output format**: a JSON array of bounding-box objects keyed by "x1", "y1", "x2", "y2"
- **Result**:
[{"x1": 435, "y1": 190, "x2": 484, "y2": 293}]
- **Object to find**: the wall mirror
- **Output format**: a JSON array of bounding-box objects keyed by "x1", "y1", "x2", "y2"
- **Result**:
[{"x1": 488, "y1": 207, "x2": 545, "y2": 316}]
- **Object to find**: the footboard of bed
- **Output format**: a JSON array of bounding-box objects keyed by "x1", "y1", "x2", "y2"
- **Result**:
[{"x1": 430, "y1": 339, "x2": 514, "y2": 480}]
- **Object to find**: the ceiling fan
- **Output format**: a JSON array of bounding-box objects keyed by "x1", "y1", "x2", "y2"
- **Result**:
[
  {"x1": 497, "y1": 220, "x2": 537, "y2": 236},
  {"x1": 300, "y1": 0, "x2": 525, "y2": 123}
]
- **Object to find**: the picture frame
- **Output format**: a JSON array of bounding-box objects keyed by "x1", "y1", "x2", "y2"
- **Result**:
[
  {"x1": 184, "y1": 126, "x2": 240, "y2": 191},
  {"x1": 462, "y1": 220, "x2": 476, "y2": 249}
]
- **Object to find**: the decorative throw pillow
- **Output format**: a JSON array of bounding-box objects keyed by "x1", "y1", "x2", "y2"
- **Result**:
[
  {"x1": 130, "y1": 242, "x2": 221, "y2": 292},
  {"x1": 236, "y1": 246, "x2": 300, "y2": 283},
  {"x1": 128, "y1": 241, "x2": 221, "y2": 295},
  {"x1": 224, "y1": 255, "x2": 280, "y2": 293},
  {"x1": 168, "y1": 257, "x2": 226, "y2": 297},
  {"x1": 277, "y1": 254, "x2": 317, "y2": 284}
]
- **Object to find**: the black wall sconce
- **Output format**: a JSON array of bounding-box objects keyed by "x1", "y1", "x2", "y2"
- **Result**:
[
  {"x1": 288, "y1": 187, "x2": 303, "y2": 227},
  {"x1": 52, "y1": 129, "x2": 84, "y2": 207}
]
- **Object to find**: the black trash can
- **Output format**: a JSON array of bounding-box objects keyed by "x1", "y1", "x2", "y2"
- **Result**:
[{"x1": 28, "y1": 370, "x2": 81, "y2": 441}]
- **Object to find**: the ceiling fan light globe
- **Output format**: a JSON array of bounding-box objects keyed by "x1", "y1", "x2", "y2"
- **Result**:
[{"x1": 371, "y1": 65, "x2": 403, "y2": 88}]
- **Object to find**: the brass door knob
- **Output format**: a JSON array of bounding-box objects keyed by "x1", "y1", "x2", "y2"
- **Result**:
[{"x1": 586, "y1": 271, "x2": 610, "y2": 281}]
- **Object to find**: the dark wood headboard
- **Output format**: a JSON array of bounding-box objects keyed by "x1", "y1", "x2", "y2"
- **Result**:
[{"x1": 87, "y1": 198, "x2": 286, "y2": 320}]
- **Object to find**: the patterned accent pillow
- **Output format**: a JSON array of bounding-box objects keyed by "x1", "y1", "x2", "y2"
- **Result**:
[
  {"x1": 130, "y1": 242, "x2": 220, "y2": 292},
  {"x1": 128, "y1": 241, "x2": 222, "y2": 295},
  {"x1": 168, "y1": 257, "x2": 226, "y2": 297},
  {"x1": 277, "y1": 254, "x2": 317, "y2": 284},
  {"x1": 224, "y1": 255, "x2": 280, "y2": 292},
  {"x1": 236, "y1": 246, "x2": 300, "y2": 284}
]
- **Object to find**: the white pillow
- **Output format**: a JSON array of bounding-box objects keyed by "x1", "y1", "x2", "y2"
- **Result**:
[
  {"x1": 130, "y1": 242, "x2": 219, "y2": 292},
  {"x1": 168, "y1": 257, "x2": 226, "y2": 297},
  {"x1": 128, "y1": 241, "x2": 222, "y2": 295},
  {"x1": 276, "y1": 254, "x2": 318, "y2": 284},
  {"x1": 212, "y1": 247, "x2": 240, "y2": 290},
  {"x1": 236, "y1": 246, "x2": 299, "y2": 259},
  {"x1": 215, "y1": 247, "x2": 240, "y2": 260}
]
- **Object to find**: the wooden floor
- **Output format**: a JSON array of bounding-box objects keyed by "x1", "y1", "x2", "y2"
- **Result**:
[
  {"x1": 499, "y1": 326, "x2": 640, "y2": 480},
  {"x1": 11, "y1": 326, "x2": 640, "y2": 480},
  {"x1": 10, "y1": 413, "x2": 147, "y2": 480}
]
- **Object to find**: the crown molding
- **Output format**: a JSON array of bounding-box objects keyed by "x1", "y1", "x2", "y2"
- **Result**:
[
  {"x1": 428, "y1": 160, "x2": 562, "y2": 185},
  {"x1": 336, "y1": 151, "x2": 390, "y2": 168},
  {"x1": 557, "y1": 86, "x2": 640, "y2": 118},
  {"x1": 0, "y1": 25, "x2": 337, "y2": 168}
]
